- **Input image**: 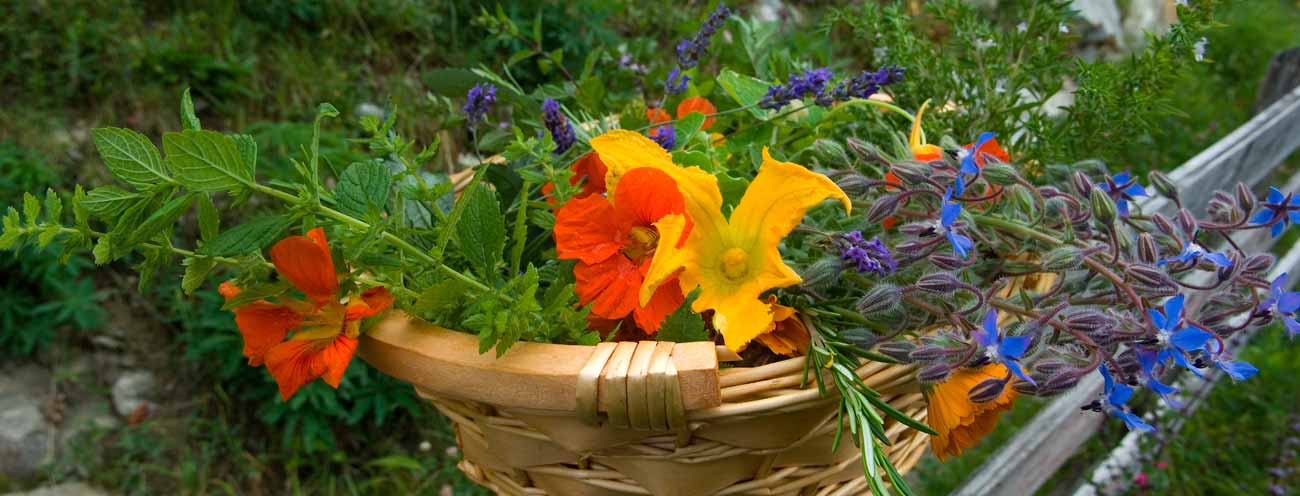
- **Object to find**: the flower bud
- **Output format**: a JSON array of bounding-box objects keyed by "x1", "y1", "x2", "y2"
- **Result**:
[
  {"x1": 799, "y1": 257, "x2": 842, "y2": 289},
  {"x1": 969, "y1": 378, "x2": 1007, "y2": 403},
  {"x1": 929, "y1": 252, "x2": 964, "y2": 271},
  {"x1": 856, "y1": 284, "x2": 902, "y2": 315},
  {"x1": 1216, "y1": 257, "x2": 1240, "y2": 282},
  {"x1": 899, "y1": 222, "x2": 933, "y2": 237},
  {"x1": 1152, "y1": 213, "x2": 1177, "y2": 238},
  {"x1": 1039, "y1": 370, "x2": 1082, "y2": 394},
  {"x1": 1033, "y1": 358, "x2": 1070, "y2": 375},
  {"x1": 1176, "y1": 209, "x2": 1198, "y2": 240},
  {"x1": 1011, "y1": 380, "x2": 1042, "y2": 396},
  {"x1": 916, "y1": 272, "x2": 965, "y2": 293},
  {"x1": 1137, "y1": 233, "x2": 1160, "y2": 264},
  {"x1": 813, "y1": 139, "x2": 851, "y2": 166},
  {"x1": 1127, "y1": 264, "x2": 1177, "y2": 289},
  {"x1": 1071, "y1": 171, "x2": 1094, "y2": 197},
  {"x1": 875, "y1": 340, "x2": 915, "y2": 362},
  {"x1": 1243, "y1": 253, "x2": 1275, "y2": 274},
  {"x1": 1005, "y1": 260, "x2": 1040, "y2": 273},
  {"x1": 910, "y1": 344, "x2": 961, "y2": 361},
  {"x1": 1042, "y1": 247, "x2": 1082, "y2": 271},
  {"x1": 1235, "y1": 182, "x2": 1257, "y2": 213},
  {"x1": 892, "y1": 161, "x2": 932, "y2": 184},
  {"x1": 982, "y1": 162, "x2": 1020, "y2": 186},
  {"x1": 845, "y1": 137, "x2": 886, "y2": 163},
  {"x1": 1063, "y1": 309, "x2": 1117, "y2": 333},
  {"x1": 1148, "y1": 170, "x2": 1178, "y2": 200},
  {"x1": 918, "y1": 363, "x2": 954, "y2": 384},
  {"x1": 866, "y1": 194, "x2": 901, "y2": 223},
  {"x1": 834, "y1": 173, "x2": 871, "y2": 196},
  {"x1": 1090, "y1": 188, "x2": 1117, "y2": 224},
  {"x1": 1008, "y1": 185, "x2": 1035, "y2": 216},
  {"x1": 842, "y1": 327, "x2": 881, "y2": 349},
  {"x1": 895, "y1": 239, "x2": 929, "y2": 253}
]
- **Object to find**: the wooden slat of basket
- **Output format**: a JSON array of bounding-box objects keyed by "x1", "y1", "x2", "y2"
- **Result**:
[{"x1": 359, "y1": 312, "x2": 721, "y2": 411}]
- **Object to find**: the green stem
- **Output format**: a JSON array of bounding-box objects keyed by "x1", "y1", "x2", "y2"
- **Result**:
[{"x1": 58, "y1": 227, "x2": 243, "y2": 266}]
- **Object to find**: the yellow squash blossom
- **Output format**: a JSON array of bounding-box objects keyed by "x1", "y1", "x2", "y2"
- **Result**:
[
  {"x1": 909, "y1": 99, "x2": 943, "y2": 161},
  {"x1": 590, "y1": 130, "x2": 850, "y2": 351}
]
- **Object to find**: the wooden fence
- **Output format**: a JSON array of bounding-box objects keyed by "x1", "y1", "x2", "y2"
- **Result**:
[{"x1": 952, "y1": 46, "x2": 1300, "y2": 496}]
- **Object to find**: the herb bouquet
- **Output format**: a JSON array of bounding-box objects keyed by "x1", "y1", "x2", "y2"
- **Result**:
[{"x1": 5, "y1": 3, "x2": 1298, "y2": 496}]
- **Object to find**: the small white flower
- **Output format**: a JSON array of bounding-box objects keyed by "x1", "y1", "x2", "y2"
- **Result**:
[
  {"x1": 1194, "y1": 37, "x2": 1208, "y2": 62},
  {"x1": 974, "y1": 38, "x2": 996, "y2": 50},
  {"x1": 1017, "y1": 22, "x2": 1028, "y2": 33},
  {"x1": 1176, "y1": 0, "x2": 1189, "y2": 6},
  {"x1": 873, "y1": 46, "x2": 889, "y2": 59},
  {"x1": 1059, "y1": 22, "x2": 1069, "y2": 34},
  {"x1": 418, "y1": 441, "x2": 432, "y2": 452}
]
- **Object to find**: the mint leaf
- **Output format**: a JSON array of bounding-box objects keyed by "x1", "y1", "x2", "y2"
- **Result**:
[
  {"x1": 91, "y1": 127, "x2": 172, "y2": 190},
  {"x1": 196, "y1": 193, "x2": 219, "y2": 242},
  {"x1": 43, "y1": 188, "x2": 63, "y2": 224},
  {"x1": 198, "y1": 215, "x2": 291, "y2": 257},
  {"x1": 181, "y1": 88, "x2": 202, "y2": 131},
  {"x1": 126, "y1": 193, "x2": 196, "y2": 247},
  {"x1": 335, "y1": 161, "x2": 391, "y2": 219},
  {"x1": 230, "y1": 133, "x2": 257, "y2": 172},
  {"x1": 717, "y1": 69, "x2": 772, "y2": 119},
  {"x1": 656, "y1": 299, "x2": 709, "y2": 343},
  {"x1": 181, "y1": 256, "x2": 217, "y2": 295},
  {"x1": 454, "y1": 183, "x2": 505, "y2": 280},
  {"x1": 675, "y1": 111, "x2": 707, "y2": 137},
  {"x1": 83, "y1": 186, "x2": 142, "y2": 217},
  {"x1": 164, "y1": 130, "x2": 254, "y2": 192}
]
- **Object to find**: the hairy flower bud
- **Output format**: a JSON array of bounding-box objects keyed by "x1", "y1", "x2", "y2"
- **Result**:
[
  {"x1": 1243, "y1": 253, "x2": 1276, "y2": 274},
  {"x1": 1149, "y1": 170, "x2": 1178, "y2": 201},
  {"x1": 1063, "y1": 309, "x2": 1117, "y2": 334},
  {"x1": 1042, "y1": 247, "x2": 1082, "y2": 271},
  {"x1": 1090, "y1": 188, "x2": 1117, "y2": 224},
  {"x1": 813, "y1": 139, "x2": 851, "y2": 166},
  {"x1": 842, "y1": 327, "x2": 881, "y2": 349},
  {"x1": 1216, "y1": 257, "x2": 1240, "y2": 282},
  {"x1": 800, "y1": 257, "x2": 842, "y2": 289},
  {"x1": 895, "y1": 239, "x2": 930, "y2": 253},
  {"x1": 891, "y1": 161, "x2": 932, "y2": 184},
  {"x1": 845, "y1": 137, "x2": 886, "y2": 163},
  {"x1": 866, "y1": 194, "x2": 901, "y2": 223},
  {"x1": 856, "y1": 284, "x2": 902, "y2": 315},
  {"x1": 969, "y1": 378, "x2": 1008, "y2": 403},
  {"x1": 1176, "y1": 209, "x2": 1198, "y2": 240},
  {"x1": 982, "y1": 162, "x2": 1019, "y2": 186},
  {"x1": 1127, "y1": 264, "x2": 1177, "y2": 289},
  {"x1": 910, "y1": 344, "x2": 961, "y2": 361},
  {"x1": 875, "y1": 340, "x2": 915, "y2": 362},
  {"x1": 918, "y1": 363, "x2": 954, "y2": 384},
  {"x1": 929, "y1": 252, "x2": 965, "y2": 271},
  {"x1": 834, "y1": 173, "x2": 871, "y2": 196},
  {"x1": 1137, "y1": 233, "x2": 1160, "y2": 264},
  {"x1": 1033, "y1": 358, "x2": 1070, "y2": 375},
  {"x1": 1152, "y1": 213, "x2": 1177, "y2": 238},
  {"x1": 1235, "y1": 182, "x2": 1257, "y2": 213},
  {"x1": 916, "y1": 272, "x2": 965, "y2": 293},
  {"x1": 1071, "y1": 171, "x2": 1094, "y2": 197},
  {"x1": 1039, "y1": 369, "x2": 1082, "y2": 394},
  {"x1": 1008, "y1": 185, "x2": 1035, "y2": 217}
]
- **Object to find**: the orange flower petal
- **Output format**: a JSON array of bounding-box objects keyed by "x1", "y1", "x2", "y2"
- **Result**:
[
  {"x1": 965, "y1": 138, "x2": 1010, "y2": 166},
  {"x1": 574, "y1": 256, "x2": 642, "y2": 320},
  {"x1": 554, "y1": 195, "x2": 627, "y2": 265},
  {"x1": 218, "y1": 281, "x2": 242, "y2": 300},
  {"x1": 270, "y1": 232, "x2": 338, "y2": 303},
  {"x1": 646, "y1": 108, "x2": 672, "y2": 126},
  {"x1": 882, "y1": 171, "x2": 902, "y2": 230},
  {"x1": 572, "y1": 152, "x2": 609, "y2": 197},
  {"x1": 613, "y1": 167, "x2": 689, "y2": 231},
  {"x1": 632, "y1": 276, "x2": 685, "y2": 334},
  {"x1": 754, "y1": 296, "x2": 810, "y2": 356},
  {"x1": 345, "y1": 286, "x2": 394, "y2": 321},
  {"x1": 676, "y1": 96, "x2": 717, "y2": 129},
  {"x1": 232, "y1": 302, "x2": 302, "y2": 366},
  {"x1": 264, "y1": 335, "x2": 358, "y2": 401},
  {"x1": 924, "y1": 364, "x2": 1018, "y2": 460}
]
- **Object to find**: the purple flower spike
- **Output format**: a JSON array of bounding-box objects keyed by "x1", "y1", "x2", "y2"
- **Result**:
[
  {"x1": 838, "y1": 231, "x2": 897, "y2": 276},
  {"x1": 651, "y1": 125, "x2": 676, "y2": 151},
  {"x1": 542, "y1": 99, "x2": 576, "y2": 155},
  {"x1": 676, "y1": 4, "x2": 733, "y2": 69},
  {"x1": 463, "y1": 83, "x2": 497, "y2": 128},
  {"x1": 664, "y1": 66, "x2": 691, "y2": 94}
]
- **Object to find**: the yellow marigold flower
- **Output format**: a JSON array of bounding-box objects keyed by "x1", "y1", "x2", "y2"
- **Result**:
[
  {"x1": 924, "y1": 363, "x2": 1018, "y2": 460},
  {"x1": 590, "y1": 130, "x2": 850, "y2": 351}
]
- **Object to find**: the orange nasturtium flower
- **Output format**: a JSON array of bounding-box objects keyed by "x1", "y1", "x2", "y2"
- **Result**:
[
  {"x1": 590, "y1": 130, "x2": 850, "y2": 351},
  {"x1": 542, "y1": 151, "x2": 609, "y2": 205},
  {"x1": 924, "y1": 363, "x2": 1019, "y2": 460},
  {"x1": 218, "y1": 228, "x2": 393, "y2": 400},
  {"x1": 553, "y1": 167, "x2": 692, "y2": 333},
  {"x1": 648, "y1": 96, "x2": 718, "y2": 137}
]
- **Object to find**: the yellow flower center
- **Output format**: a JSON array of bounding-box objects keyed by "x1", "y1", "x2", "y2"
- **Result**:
[
  {"x1": 622, "y1": 226, "x2": 660, "y2": 262},
  {"x1": 721, "y1": 247, "x2": 749, "y2": 280}
]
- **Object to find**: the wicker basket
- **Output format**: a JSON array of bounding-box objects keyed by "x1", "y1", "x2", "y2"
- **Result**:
[{"x1": 359, "y1": 314, "x2": 927, "y2": 496}]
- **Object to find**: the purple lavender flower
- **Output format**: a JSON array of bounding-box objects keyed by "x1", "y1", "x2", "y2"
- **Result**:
[
  {"x1": 1250, "y1": 187, "x2": 1300, "y2": 237},
  {"x1": 676, "y1": 4, "x2": 733, "y2": 69},
  {"x1": 664, "y1": 66, "x2": 691, "y2": 94},
  {"x1": 651, "y1": 125, "x2": 676, "y2": 151},
  {"x1": 542, "y1": 99, "x2": 576, "y2": 155},
  {"x1": 1100, "y1": 365, "x2": 1156, "y2": 431},
  {"x1": 763, "y1": 64, "x2": 905, "y2": 110},
  {"x1": 839, "y1": 231, "x2": 897, "y2": 276},
  {"x1": 825, "y1": 64, "x2": 906, "y2": 105},
  {"x1": 762, "y1": 67, "x2": 833, "y2": 110},
  {"x1": 463, "y1": 83, "x2": 497, "y2": 128},
  {"x1": 1097, "y1": 172, "x2": 1148, "y2": 217}
]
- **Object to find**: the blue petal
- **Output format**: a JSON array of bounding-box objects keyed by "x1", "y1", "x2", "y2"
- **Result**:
[
  {"x1": 1164, "y1": 294, "x2": 1185, "y2": 325},
  {"x1": 954, "y1": 175, "x2": 967, "y2": 196},
  {"x1": 1005, "y1": 360, "x2": 1037, "y2": 386},
  {"x1": 1149, "y1": 378, "x2": 1178, "y2": 396},
  {"x1": 1148, "y1": 308, "x2": 1167, "y2": 331},
  {"x1": 1171, "y1": 327, "x2": 1213, "y2": 351},
  {"x1": 1289, "y1": 210, "x2": 1300, "y2": 224},
  {"x1": 1204, "y1": 252, "x2": 1233, "y2": 267},
  {"x1": 1108, "y1": 382, "x2": 1134, "y2": 407},
  {"x1": 1117, "y1": 199, "x2": 1130, "y2": 217},
  {"x1": 1252, "y1": 209, "x2": 1277, "y2": 224},
  {"x1": 982, "y1": 309, "x2": 1000, "y2": 339},
  {"x1": 941, "y1": 202, "x2": 962, "y2": 227},
  {"x1": 1137, "y1": 350, "x2": 1158, "y2": 373},
  {"x1": 1000, "y1": 335, "x2": 1032, "y2": 359},
  {"x1": 947, "y1": 231, "x2": 974, "y2": 259},
  {"x1": 1170, "y1": 351, "x2": 1204, "y2": 378},
  {"x1": 1123, "y1": 183, "x2": 1148, "y2": 197},
  {"x1": 1273, "y1": 221, "x2": 1286, "y2": 238},
  {"x1": 1285, "y1": 317, "x2": 1300, "y2": 338},
  {"x1": 1267, "y1": 187, "x2": 1284, "y2": 204},
  {"x1": 1217, "y1": 360, "x2": 1259, "y2": 381},
  {"x1": 1272, "y1": 273, "x2": 1288, "y2": 296},
  {"x1": 1114, "y1": 172, "x2": 1131, "y2": 184},
  {"x1": 1118, "y1": 411, "x2": 1156, "y2": 432},
  {"x1": 972, "y1": 327, "x2": 994, "y2": 348},
  {"x1": 1280, "y1": 292, "x2": 1300, "y2": 313},
  {"x1": 1100, "y1": 365, "x2": 1115, "y2": 393}
]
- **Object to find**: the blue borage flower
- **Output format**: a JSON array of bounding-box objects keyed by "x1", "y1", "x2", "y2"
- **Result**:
[
  {"x1": 1136, "y1": 350, "x2": 1181, "y2": 408},
  {"x1": 651, "y1": 125, "x2": 676, "y2": 151},
  {"x1": 1250, "y1": 186, "x2": 1300, "y2": 238},
  {"x1": 1260, "y1": 273, "x2": 1300, "y2": 338},
  {"x1": 1211, "y1": 353, "x2": 1259, "y2": 381},
  {"x1": 1100, "y1": 365, "x2": 1156, "y2": 432},
  {"x1": 542, "y1": 99, "x2": 576, "y2": 155},
  {"x1": 1097, "y1": 172, "x2": 1148, "y2": 217},
  {"x1": 1157, "y1": 235, "x2": 1233, "y2": 269},
  {"x1": 462, "y1": 83, "x2": 497, "y2": 128},
  {"x1": 838, "y1": 231, "x2": 897, "y2": 276},
  {"x1": 973, "y1": 308, "x2": 1035, "y2": 385},
  {"x1": 941, "y1": 187, "x2": 975, "y2": 259},
  {"x1": 1148, "y1": 294, "x2": 1214, "y2": 376},
  {"x1": 954, "y1": 131, "x2": 996, "y2": 195}
]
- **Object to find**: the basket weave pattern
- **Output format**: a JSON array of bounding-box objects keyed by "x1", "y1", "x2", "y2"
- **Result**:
[{"x1": 424, "y1": 350, "x2": 926, "y2": 496}]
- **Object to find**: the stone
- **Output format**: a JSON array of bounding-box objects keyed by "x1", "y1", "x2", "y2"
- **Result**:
[
  {"x1": 5, "y1": 482, "x2": 109, "y2": 496},
  {"x1": 0, "y1": 394, "x2": 53, "y2": 480},
  {"x1": 110, "y1": 371, "x2": 156, "y2": 418},
  {"x1": 58, "y1": 399, "x2": 120, "y2": 446}
]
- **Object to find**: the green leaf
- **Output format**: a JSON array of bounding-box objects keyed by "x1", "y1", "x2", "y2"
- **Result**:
[
  {"x1": 44, "y1": 188, "x2": 63, "y2": 224},
  {"x1": 164, "y1": 130, "x2": 254, "y2": 192},
  {"x1": 72, "y1": 185, "x2": 90, "y2": 229},
  {"x1": 335, "y1": 161, "x2": 391, "y2": 219},
  {"x1": 136, "y1": 246, "x2": 171, "y2": 294},
  {"x1": 92, "y1": 236, "x2": 111, "y2": 265},
  {"x1": 196, "y1": 194, "x2": 220, "y2": 242},
  {"x1": 37, "y1": 226, "x2": 60, "y2": 248},
  {"x1": 230, "y1": 133, "x2": 258, "y2": 171},
  {"x1": 22, "y1": 192, "x2": 40, "y2": 226},
  {"x1": 106, "y1": 196, "x2": 154, "y2": 259},
  {"x1": 127, "y1": 193, "x2": 196, "y2": 246},
  {"x1": 181, "y1": 88, "x2": 202, "y2": 131},
  {"x1": 717, "y1": 171, "x2": 751, "y2": 211},
  {"x1": 182, "y1": 257, "x2": 218, "y2": 295},
  {"x1": 198, "y1": 215, "x2": 292, "y2": 257},
  {"x1": 83, "y1": 186, "x2": 142, "y2": 217},
  {"x1": 717, "y1": 69, "x2": 773, "y2": 119},
  {"x1": 365, "y1": 455, "x2": 424, "y2": 472},
  {"x1": 656, "y1": 299, "x2": 709, "y2": 343},
  {"x1": 91, "y1": 127, "x2": 172, "y2": 190},
  {"x1": 454, "y1": 183, "x2": 505, "y2": 280},
  {"x1": 675, "y1": 111, "x2": 707, "y2": 136},
  {"x1": 409, "y1": 279, "x2": 470, "y2": 321}
]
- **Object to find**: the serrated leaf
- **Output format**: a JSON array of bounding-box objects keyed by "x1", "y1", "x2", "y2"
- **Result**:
[
  {"x1": 127, "y1": 193, "x2": 196, "y2": 246},
  {"x1": 37, "y1": 226, "x2": 60, "y2": 248},
  {"x1": 717, "y1": 69, "x2": 773, "y2": 119},
  {"x1": 454, "y1": 184, "x2": 505, "y2": 280},
  {"x1": 22, "y1": 192, "x2": 40, "y2": 226},
  {"x1": 44, "y1": 188, "x2": 63, "y2": 224},
  {"x1": 528, "y1": 208, "x2": 555, "y2": 230},
  {"x1": 107, "y1": 197, "x2": 153, "y2": 259},
  {"x1": 181, "y1": 88, "x2": 202, "y2": 131},
  {"x1": 83, "y1": 186, "x2": 142, "y2": 217},
  {"x1": 164, "y1": 130, "x2": 254, "y2": 192},
  {"x1": 136, "y1": 246, "x2": 171, "y2": 294},
  {"x1": 675, "y1": 111, "x2": 707, "y2": 136},
  {"x1": 410, "y1": 279, "x2": 470, "y2": 319},
  {"x1": 182, "y1": 257, "x2": 218, "y2": 295},
  {"x1": 92, "y1": 236, "x2": 112, "y2": 265},
  {"x1": 198, "y1": 215, "x2": 292, "y2": 257},
  {"x1": 335, "y1": 161, "x2": 391, "y2": 219},
  {"x1": 72, "y1": 185, "x2": 90, "y2": 228},
  {"x1": 196, "y1": 194, "x2": 219, "y2": 242},
  {"x1": 230, "y1": 133, "x2": 258, "y2": 171},
  {"x1": 655, "y1": 300, "x2": 709, "y2": 343},
  {"x1": 91, "y1": 127, "x2": 172, "y2": 190}
]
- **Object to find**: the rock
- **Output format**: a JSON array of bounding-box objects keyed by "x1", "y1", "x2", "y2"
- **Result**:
[
  {"x1": 0, "y1": 394, "x2": 54, "y2": 480},
  {"x1": 110, "y1": 371, "x2": 156, "y2": 418},
  {"x1": 5, "y1": 482, "x2": 109, "y2": 496},
  {"x1": 58, "y1": 399, "x2": 120, "y2": 446}
]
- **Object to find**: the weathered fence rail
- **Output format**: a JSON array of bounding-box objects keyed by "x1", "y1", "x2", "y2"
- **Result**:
[{"x1": 953, "y1": 46, "x2": 1300, "y2": 496}]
